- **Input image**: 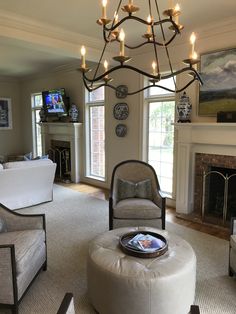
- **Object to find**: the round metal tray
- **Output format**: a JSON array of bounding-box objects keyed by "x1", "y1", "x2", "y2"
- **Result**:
[{"x1": 119, "y1": 230, "x2": 168, "y2": 258}]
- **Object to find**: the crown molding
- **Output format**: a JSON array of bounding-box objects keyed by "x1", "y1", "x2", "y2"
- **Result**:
[{"x1": 0, "y1": 9, "x2": 101, "y2": 48}]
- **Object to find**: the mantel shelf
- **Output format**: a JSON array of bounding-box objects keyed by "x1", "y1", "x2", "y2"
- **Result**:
[{"x1": 172, "y1": 122, "x2": 236, "y2": 127}]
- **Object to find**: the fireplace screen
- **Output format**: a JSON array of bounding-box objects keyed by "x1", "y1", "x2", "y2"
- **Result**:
[
  {"x1": 48, "y1": 140, "x2": 71, "y2": 181},
  {"x1": 202, "y1": 166, "x2": 236, "y2": 226}
]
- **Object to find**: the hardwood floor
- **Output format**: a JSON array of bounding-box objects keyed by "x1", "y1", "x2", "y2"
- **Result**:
[{"x1": 58, "y1": 182, "x2": 230, "y2": 240}]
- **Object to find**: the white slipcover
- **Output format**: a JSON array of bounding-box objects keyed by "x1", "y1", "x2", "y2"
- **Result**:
[{"x1": 0, "y1": 159, "x2": 56, "y2": 210}]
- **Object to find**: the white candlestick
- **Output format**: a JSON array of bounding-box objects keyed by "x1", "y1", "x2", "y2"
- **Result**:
[
  {"x1": 80, "y1": 46, "x2": 86, "y2": 68},
  {"x1": 147, "y1": 15, "x2": 152, "y2": 34},
  {"x1": 174, "y1": 4, "x2": 180, "y2": 24},
  {"x1": 102, "y1": 0, "x2": 107, "y2": 19},
  {"x1": 152, "y1": 61, "x2": 157, "y2": 76},
  {"x1": 190, "y1": 32, "x2": 196, "y2": 58},
  {"x1": 104, "y1": 60, "x2": 108, "y2": 78},
  {"x1": 119, "y1": 29, "x2": 125, "y2": 56}
]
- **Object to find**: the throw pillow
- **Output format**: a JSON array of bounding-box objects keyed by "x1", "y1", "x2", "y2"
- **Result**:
[
  {"x1": 23, "y1": 152, "x2": 33, "y2": 161},
  {"x1": 117, "y1": 178, "x2": 136, "y2": 201},
  {"x1": 0, "y1": 218, "x2": 7, "y2": 233},
  {"x1": 117, "y1": 178, "x2": 153, "y2": 202},
  {"x1": 33, "y1": 155, "x2": 49, "y2": 160},
  {"x1": 136, "y1": 179, "x2": 153, "y2": 200}
]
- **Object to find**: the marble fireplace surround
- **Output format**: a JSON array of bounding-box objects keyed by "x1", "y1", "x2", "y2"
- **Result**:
[{"x1": 173, "y1": 123, "x2": 236, "y2": 215}]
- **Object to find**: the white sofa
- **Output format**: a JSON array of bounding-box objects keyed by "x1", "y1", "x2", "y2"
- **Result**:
[{"x1": 0, "y1": 159, "x2": 56, "y2": 210}]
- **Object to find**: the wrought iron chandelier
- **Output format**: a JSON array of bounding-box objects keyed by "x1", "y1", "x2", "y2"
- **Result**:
[{"x1": 79, "y1": 0, "x2": 203, "y2": 95}]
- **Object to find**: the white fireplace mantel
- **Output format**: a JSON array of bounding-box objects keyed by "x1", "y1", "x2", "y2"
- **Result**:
[
  {"x1": 41, "y1": 122, "x2": 83, "y2": 183},
  {"x1": 173, "y1": 123, "x2": 236, "y2": 214}
]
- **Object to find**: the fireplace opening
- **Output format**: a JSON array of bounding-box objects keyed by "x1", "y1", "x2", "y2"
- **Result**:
[
  {"x1": 48, "y1": 140, "x2": 71, "y2": 182},
  {"x1": 203, "y1": 166, "x2": 236, "y2": 226}
]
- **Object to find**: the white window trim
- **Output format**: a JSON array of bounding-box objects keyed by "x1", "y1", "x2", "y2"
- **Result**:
[
  {"x1": 143, "y1": 80, "x2": 177, "y2": 201},
  {"x1": 84, "y1": 89, "x2": 106, "y2": 182},
  {"x1": 31, "y1": 93, "x2": 42, "y2": 157}
]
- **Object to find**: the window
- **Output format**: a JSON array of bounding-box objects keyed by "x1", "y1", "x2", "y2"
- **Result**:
[
  {"x1": 85, "y1": 87, "x2": 105, "y2": 180},
  {"x1": 146, "y1": 77, "x2": 176, "y2": 197},
  {"x1": 31, "y1": 93, "x2": 43, "y2": 157}
]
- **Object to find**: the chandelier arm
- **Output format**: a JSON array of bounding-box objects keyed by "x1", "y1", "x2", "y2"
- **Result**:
[
  {"x1": 124, "y1": 31, "x2": 177, "y2": 49},
  {"x1": 104, "y1": 15, "x2": 175, "y2": 33},
  {"x1": 91, "y1": 41, "x2": 109, "y2": 87},
  {"x1": 190, "y1": 68, "x2": 203, "y2": 85},
  {"x1": 82, "y1": 63, "x2": 201, "y2": 84},
  {"x1": 154, "y1": 0, "x2": 177, "y2": 90},
  {"x1": 82, "y1": 74, "x2": 199, "y2": 95},
  {"x1": 104, "y1": 30, "x2": 178, "y2": 48}
]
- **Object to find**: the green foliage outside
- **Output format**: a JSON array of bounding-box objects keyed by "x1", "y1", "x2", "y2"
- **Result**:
[{"x1": 149, "y1": 101, "x2": 174, "y2": 147}]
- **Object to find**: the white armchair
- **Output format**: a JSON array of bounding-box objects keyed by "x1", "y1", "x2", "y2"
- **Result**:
[
  {"x1": 0, "y1": 203, "x2": 47, "y2": 314},
  {"x1": 229, "y1": 217, "x2": 236, "y2": 276}
]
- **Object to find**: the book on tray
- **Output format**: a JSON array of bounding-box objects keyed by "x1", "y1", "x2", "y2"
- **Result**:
[{"x1": 127, "y1": 233, "x2": 165, "y2": 253}]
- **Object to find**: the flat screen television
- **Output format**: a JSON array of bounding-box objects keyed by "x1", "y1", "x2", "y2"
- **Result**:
[{"x1": 42, "y1": 88, "x2": 67, "y2": 116}]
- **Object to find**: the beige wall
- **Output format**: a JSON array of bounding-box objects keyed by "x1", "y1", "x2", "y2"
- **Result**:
[{"x1": 0, "y1": 78, "x2": 22, "y2": 159}]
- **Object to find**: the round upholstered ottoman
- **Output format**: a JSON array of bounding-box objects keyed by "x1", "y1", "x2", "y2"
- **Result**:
[{"x1": 87, "y1": 226, "x2": 196, "y2": 314}]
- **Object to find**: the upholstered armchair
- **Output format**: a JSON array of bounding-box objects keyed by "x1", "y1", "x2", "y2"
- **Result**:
[
  {"x1": 109, "y1": 160, "x2": 166, "y2": 230},
  {"x1": 0, "y1": 203, "x2": 47, "y2": 314},
  {"x1": 57, "y1": 293, "x2": 75, "y2": 314},
  {"x1": 229, "y1": 217, "x2": 236, "y2": 276}
]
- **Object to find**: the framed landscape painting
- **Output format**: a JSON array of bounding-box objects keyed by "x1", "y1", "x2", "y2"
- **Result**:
[
  {"x1": 0, "y1": 98, "x2": 12, "y2": 129},
  {"x1": 198, "y1": 48, "x2": 236, "y2": 116}
]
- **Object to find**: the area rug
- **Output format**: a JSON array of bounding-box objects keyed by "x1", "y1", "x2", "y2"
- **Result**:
[{"x1": 2, "y1": 184, "x2": 235, "y2": 314}]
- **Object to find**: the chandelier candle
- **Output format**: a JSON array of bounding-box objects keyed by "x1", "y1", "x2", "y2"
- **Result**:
[
  {"x1": 80, "y1": 46, "x2": 86, "y2": 68},
  {"x1": 119, "y1": 29, "x2": 125, "y2": 56},
  {"x1": 104, "y1": 60, "x2": 108, "y2": 78},
  {"x1": 102, "y1": 0, "x2": 107, "y2": 19},
  {"x1": 147, "y1": 15, "x2": 152, "y2": 34},
  {"x1": 190, "y1": 32, "x2": 196, "y2": 59},
  {"x1": 152, "y1": 61, "x2": 157, "y2": 76},
  {"x1": 174, "y1": 4, "x2": 180, "y2": 25}
]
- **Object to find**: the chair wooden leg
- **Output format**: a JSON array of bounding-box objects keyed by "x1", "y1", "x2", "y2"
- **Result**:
[
  {"x1": 43, "y1": 261, "x2": 47, "y2": 271},
  {"x1": 229, "y1": 267, "x2": 234, "y2": 277},
  {"x1": 12, "y1": 304, "x2": 19, "y2": 314}
]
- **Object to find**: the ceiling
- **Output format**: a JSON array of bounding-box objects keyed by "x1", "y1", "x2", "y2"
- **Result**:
[{"x1": 0, "y1": 0, "x2": 236, "y2": 78}]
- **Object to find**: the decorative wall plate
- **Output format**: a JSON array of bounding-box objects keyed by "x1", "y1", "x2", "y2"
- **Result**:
[
  {"x1": 115, "y1": 124, "x2": 127, "y2": 137},
  {"x1": 116, "y1": 85, "x2": 128, "y2": 99},
  {"x1": 113, "y1": 103, "x2": 129, "y2": 120}
]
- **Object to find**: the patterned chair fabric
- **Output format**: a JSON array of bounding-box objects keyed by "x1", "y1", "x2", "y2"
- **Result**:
[
  {"x1": 229, "y1": 217, "x2": 236, "y2": 276},
  {"x1": 109, "y1": 160, "x2": 166, "y2": 230},
  {"x1": 0, "y1": 203, "x2": 47, "y2": 314}
]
